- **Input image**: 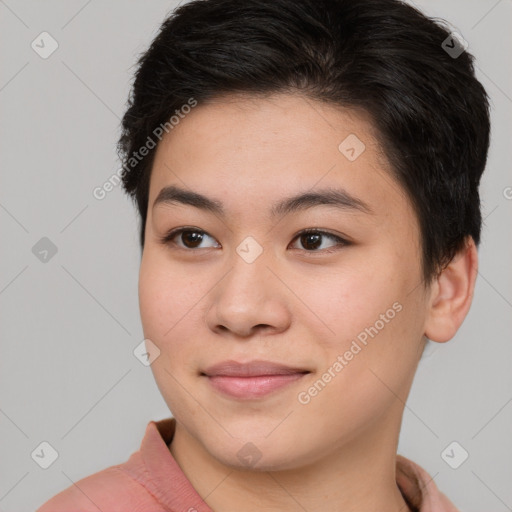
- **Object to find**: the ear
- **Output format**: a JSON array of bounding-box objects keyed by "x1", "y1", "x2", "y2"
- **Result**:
[{"x1": 424, "y1": 236, "x2": 478, "y2": 343}]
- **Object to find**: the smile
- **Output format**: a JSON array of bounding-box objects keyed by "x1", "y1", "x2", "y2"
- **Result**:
[{"x1": 201, "y1": 360, "x2": 311, "y2": 399}]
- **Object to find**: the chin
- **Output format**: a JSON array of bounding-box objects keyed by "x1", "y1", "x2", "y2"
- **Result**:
[
  {"x1": 195, "y1": 423, "x2": 312, "y2": 473},
  {"x1": 210, "y1": 440, "x2": 307, "y2": 473}
]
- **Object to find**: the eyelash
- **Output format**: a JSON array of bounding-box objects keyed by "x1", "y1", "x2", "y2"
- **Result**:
[{"x1": 158, "y1": 227, "x2": 350, "y2": 254}]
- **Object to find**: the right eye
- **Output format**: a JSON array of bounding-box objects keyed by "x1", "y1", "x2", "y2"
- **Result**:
[{"x1": 159, "y1": 227, "x2": 220, "y2": 250}]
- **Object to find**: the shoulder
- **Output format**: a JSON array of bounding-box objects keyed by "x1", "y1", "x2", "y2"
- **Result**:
[{"x1": 36, "y1": 463, "x2": 162, "y2": 512}]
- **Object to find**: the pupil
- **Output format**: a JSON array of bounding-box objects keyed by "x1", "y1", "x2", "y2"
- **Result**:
[
  {"x1": 302, "y1": 233, "x2": 321, "y2": 250},
  {"x1": 183, "y1": 231, "x2": 202, "y2": 248}
]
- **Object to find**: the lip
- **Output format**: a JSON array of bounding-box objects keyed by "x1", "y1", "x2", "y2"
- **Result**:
[{"x1": 201, "y1": 360, "x2": 310, "y2": 399}]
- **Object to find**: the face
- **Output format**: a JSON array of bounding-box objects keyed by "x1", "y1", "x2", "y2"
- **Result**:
[{"x1": 138, "y1": 93, "x2": 431, "y2": 471}]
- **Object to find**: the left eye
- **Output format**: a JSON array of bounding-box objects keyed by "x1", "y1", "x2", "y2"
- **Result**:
[
  {"x1": 289, "y1": 229, "x2": 348, "y2": 252},
  {"x1": 160, "y1": 228, "x2": 348, "y2": 252}
]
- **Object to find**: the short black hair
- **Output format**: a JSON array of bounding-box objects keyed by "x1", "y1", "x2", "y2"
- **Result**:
[{"x1": 118, "y1": 0, "x2": 491, "y2": 284}]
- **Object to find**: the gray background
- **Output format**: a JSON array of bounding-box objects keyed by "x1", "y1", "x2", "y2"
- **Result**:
[{"x1": 0, "y1": 1, "x2": 511, "y2": 511}]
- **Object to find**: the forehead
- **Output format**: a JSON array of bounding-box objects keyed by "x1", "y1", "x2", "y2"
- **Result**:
[{"x1": 148, "y1": 92, "x2": 412, "y2": 225}]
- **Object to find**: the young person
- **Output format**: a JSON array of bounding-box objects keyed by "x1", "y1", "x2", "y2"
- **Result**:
[{"x1": 37, "y1": 0, "x2": 490, "y2": 510}]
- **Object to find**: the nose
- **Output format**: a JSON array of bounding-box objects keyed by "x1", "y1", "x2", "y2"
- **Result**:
[{"x1": 204, "y1": 249, "x2": 292, "y2": 339}]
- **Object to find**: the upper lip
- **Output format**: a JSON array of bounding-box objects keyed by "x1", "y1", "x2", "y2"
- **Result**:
[{"x1": 202, "y1": 360, "x2": 311, "y2": 377}]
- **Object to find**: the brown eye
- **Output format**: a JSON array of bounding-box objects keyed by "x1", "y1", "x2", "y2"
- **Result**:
[
  {"x1": 180, "y1": 230, "x2": 205, "y2": 248},
  {"x1": 160, "y1": 227, "x2": 348, "y2": 253},
  {"x1": 161, "y1": 228, "x2": 220, "y2": 249},
  {"x1": 299, "y1": 232, "x2": 322, "y2": 250},
  {"x1": 291, "y1": 229, "x2": 348, "y2": 252}
]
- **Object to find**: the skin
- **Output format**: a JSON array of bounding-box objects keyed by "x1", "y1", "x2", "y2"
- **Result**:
[{"x1": 138, "y1": 92, "x2": 478, "y2": 512}]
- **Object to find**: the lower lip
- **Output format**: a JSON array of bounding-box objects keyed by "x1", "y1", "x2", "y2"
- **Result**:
[{"x1": 205, "y1": 373, "x2": 307, "y2": 399}]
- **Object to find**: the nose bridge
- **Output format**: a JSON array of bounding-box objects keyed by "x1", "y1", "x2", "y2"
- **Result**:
[
  {"x1": 223, "y1": 237, "x2": 274, "y2": 306},
  {"x1": 205, "y1": 237, "x2": 290, "y2": 336}
]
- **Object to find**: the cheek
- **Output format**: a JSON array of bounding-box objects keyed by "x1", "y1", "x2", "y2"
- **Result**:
[
  {"x1": 138, "y1": 257, "x2": 167, "y2": 336},
  {"x1": 295, "y1": 304, "x2": 422, "y2": 443},
  {"x1": 307, "y1": 262, "x2": 398, "y2": 345},
  {"x1": 138, "y1": 253, "x2": 203, "y2": 407},
  {"x1": 138, "y1": 252, "x2": 199, "y2": 345},
  {"x1": 139, "y1": 247, "x2": 201, "y2": 326},
  {"x1": 308, "y1": 251, "x2": 423, "y2": 380}
]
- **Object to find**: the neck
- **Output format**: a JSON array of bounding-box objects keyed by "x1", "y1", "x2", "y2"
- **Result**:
[{"x1": 169, "y1": 402, "x2": 412, "y2": 512}]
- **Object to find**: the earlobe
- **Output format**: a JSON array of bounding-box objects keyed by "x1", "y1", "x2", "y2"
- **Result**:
[{"x1": 424, "y1": 236, "x2": 478, "y2": 343}]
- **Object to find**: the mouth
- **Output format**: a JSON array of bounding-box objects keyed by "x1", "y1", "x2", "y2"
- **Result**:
[{"x1": 201, "y1": 360, "x2": 311, "y2": 400}]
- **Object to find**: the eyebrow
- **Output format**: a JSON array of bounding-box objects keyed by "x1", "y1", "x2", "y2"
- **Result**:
[{"x1": 153, "y1": 184, "x2": 374, "y2": 218}]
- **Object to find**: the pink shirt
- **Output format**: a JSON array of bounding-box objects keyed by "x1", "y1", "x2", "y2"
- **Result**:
[{"x1": 37, "y1": 417, "x2": 460, "y2": 512}]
